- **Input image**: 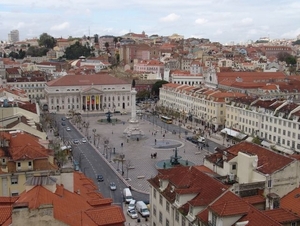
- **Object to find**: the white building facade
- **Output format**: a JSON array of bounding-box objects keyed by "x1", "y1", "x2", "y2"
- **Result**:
[{"x1": 44, "y1": 73, "x2": 132, "y2": 114}]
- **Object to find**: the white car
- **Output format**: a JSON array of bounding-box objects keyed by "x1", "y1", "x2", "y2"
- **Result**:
[
  {"x1": 127, "y1": 209, "x2": 138, "y2": 219},
  {"x1": 81, "y1": 138, "x2": 87, "y2": 143},
  {"x1": 73, "y1": 139, "x2": 79, "y2": 144},
  {"x1": 66, "y1": 127, "x2": 71, "y2": 131},
  {"x1": 109, "y1": 182, "x2": 117, "y2": 191},
  {"x1": 128, "y1": 199, "x2": 136, "y2": 211}
]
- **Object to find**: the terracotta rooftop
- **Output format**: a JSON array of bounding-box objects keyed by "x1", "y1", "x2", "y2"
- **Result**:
[
  {"x1": 264, "y1": 208, "x2": 300, "y2": 224},
  {"x1": 47, "y1": 73, "x2": 129, "y2": 87},
  {"x1": 281, "y1": 187, "x2": 300, "y2": 216},
  {"x1": 14, "y1": 172, "x2": 125, "y2": 226},
  {"x1": 148, "y1": 166, "x2": 228, "y2": 209}
]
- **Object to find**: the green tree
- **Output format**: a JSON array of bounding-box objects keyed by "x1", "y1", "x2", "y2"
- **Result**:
[
  {"x1": 26, "y1": 46, "x2": 48, "y2": 57},
  {"x1": 151, "y1": 80, "x2": 169, "y2": 96},
  {"x1": 64, "y1": 41, "x2": 94, "y2": 60},
  {"x1": 8, "y1": 51, "x2": 19, "y2": 59},
  {"x1": 137, "y1": 90, "x2": 150, "y2": 99},
  {"x1": 38, "y1": 33, "x2": 57, "y2": 48}
]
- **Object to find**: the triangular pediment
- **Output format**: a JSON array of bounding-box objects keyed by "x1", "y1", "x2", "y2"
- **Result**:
[{"x1": 82, "y1": 87, "x2": 103, "y2": 94}]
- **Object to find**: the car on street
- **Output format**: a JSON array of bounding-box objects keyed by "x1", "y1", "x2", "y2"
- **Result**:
[
  {"x1": 186, "y1": 136, "x2": 198, "y2": 144},
  {"x1": 121, "y1": 111, "x2": 127, "y2": 115},
  {"x1": 198, "y1": 136, "x2": 206, "y2": 143},
  {"x1": 81, "y1": 138, "x2": 87, "y2": 143},
  {"x1": 66, "y1": 127, "x2": 71, "y2": 131},
  {"x1": 109, "y1": 182, "x2": 117, "y2": 191},
  {"x1": 127, "y1": 209, "x2": 138, "y2": 219},
  {"x1": 61, "y1": 122, "x2": 66, "y2": 126},
  {"x1": 73, "y1": 139, "x2": 79, "y2": 144},
  {"x1": 61, "y1": 117, "x2": 66, "y2": 121},
  {"x1": 97, "y1": 174, "x2": 104, "y2": 182},
  {"x1": 114, "y1": 110, "x2": 121, "y2": 113}
]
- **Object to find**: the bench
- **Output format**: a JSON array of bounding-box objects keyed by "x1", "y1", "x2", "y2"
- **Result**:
[{"x1": 137, "y1": 175, "x2": 145, "y2": 179}]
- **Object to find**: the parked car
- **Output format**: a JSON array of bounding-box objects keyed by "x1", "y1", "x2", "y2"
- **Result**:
[
  {"x1": 121, "y1": 111, "x2": 127, "y2": 115},
  {"x1": 127, "y1": 209, "x2": 138, "y2": 219},
  {"x1": 97, "y1": 174, "x2": 104, "y2": 182},
  {"x1": 114, "y1": 110, "x2": 121, "y2": 113},
  {"x1": 66, "y1": 127, "x2": 71, "y2": 131},
  {"x1": 61, "y1": 117, "x2": 66, "y2": 121},
  {"x1": 61, "y1": 122, "x2": 66, "y2": 126},
  {"x1": 109, "y1": 182, "x2": 117, "y2": 191},
  {"x1": 128, "y1": 199, "x2": 136, "y2": 211},
  {"x1": 81, "y1": 138, "x2": 87, "y2": 143}
]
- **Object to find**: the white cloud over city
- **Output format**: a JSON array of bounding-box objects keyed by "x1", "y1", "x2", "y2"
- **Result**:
[{"x1": 0, "y1": 0, "x2": 299, "y2": 44}]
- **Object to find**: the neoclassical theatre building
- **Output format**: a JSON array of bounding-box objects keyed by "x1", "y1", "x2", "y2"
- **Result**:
[{"x1": 44, "y1": 73, "x2": 132, "y2": 114}]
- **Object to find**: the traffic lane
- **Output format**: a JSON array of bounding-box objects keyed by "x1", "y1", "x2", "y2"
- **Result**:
[
  {"x1": 146, "y1": 115, "x2": 189, "y2": 135},
  {"x1": 56, "y1": 114, "x2": 149, "y2": 203}
]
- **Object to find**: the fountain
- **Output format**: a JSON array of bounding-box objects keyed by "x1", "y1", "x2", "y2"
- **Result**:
[{"x1": 155, "y1": 147, "x2": 195, "y2": 169}]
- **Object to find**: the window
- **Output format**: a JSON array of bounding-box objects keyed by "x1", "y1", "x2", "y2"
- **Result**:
[
  {"x1": 166, "y1": 201, "x2": 170, "y2": 212},
  {"x1": 17, "y1": 162, "x2": 21, "y2": 169},
  {"x1": 232, "y1": 164, "x2": 236, "y2": 170},
  {"x1": 211, "y1": 213, "x2": 217, "y2": 226},
  {"x1": 166, "y1": 219, "x2": 169, "y2": 226},
  {"x1": 153, "y1": 189, "x2": 156, "y2": 199},
  {"x1": 182, "y1": 216, "x2": 186, "y2": 226},
  {"x1": 159, "y1": 211, "x2": 162, "y2": 223},
  {"x1": 159, "y1": 194, "x2": 163, "y2": 205},
  {"x1": 153, "y1": 205, "x2": 156, "y2": 216},
  {"x1": 175, "y1": 211, "x2": 179, "y2": 222},
  {"x1": 11, "y1": 176, "x2": 18, "y2": 185}
]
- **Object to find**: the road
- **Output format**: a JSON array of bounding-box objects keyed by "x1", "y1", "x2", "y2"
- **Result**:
[{"x1": 52, "y1": 114, "x2": 149, "y2": 209}]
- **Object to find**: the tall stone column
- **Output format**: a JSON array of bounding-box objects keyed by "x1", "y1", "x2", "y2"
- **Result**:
[{"x1": 130, "y1": 88, "x2": 137, "y2": 122}]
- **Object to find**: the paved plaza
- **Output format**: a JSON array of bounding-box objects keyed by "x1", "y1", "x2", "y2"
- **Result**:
[{"x1": 76, "y1": 113, "x2": 220, "y2": 194}]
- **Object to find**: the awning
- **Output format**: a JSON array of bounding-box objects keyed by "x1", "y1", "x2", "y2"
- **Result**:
[
  {"x1": 221, "y1": 128, "x2": 247, "y2": 140},
  {"x1": 261, "y1": 140, "x2": 272, "y2": 148},
  {"x1": 246, "y1": 137, "x2": 253, "y2": 142},
  {"x1": 273, "y1": 145, "x2": 294, "y2": 155}
]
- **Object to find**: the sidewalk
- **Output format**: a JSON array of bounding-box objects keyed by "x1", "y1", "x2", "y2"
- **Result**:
[{"x1": 74, "y1": 114, "x2": 210, "y2": 194}]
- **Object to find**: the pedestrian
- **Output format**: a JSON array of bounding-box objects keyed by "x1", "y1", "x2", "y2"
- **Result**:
[
  {"x1": 121, "y1": 143, "x2": 123, "y2": 147},
  {"x1": 112, "y1": 131, "x2": 113, "y2": 134}
]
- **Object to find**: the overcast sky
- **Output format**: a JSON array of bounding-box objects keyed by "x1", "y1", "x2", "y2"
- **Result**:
[{"x1": 1, "y1": 0, "x2": 300, "y2": 44}]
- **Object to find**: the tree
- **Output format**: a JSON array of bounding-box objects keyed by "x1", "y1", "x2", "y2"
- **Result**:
[
  {"x1": 38, "y1": 33, "x2": 56, "y2": 49},
  {"x1": 151, "y1": 80, "x2": 169, "y2": 96},
  {"x1": 26, "y1": 46, "x2": 48, "y2": 57},
  {"x1": 64, "y1": 41, "x2": 94, "y2": 60},
  {"x1": 277, "y1": 51, "x2": 296, "y2": 64}
]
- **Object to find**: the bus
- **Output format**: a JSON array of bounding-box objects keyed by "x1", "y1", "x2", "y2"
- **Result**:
[{"x1": 160, "y1": 115, "x2": 173, "y2": 124}]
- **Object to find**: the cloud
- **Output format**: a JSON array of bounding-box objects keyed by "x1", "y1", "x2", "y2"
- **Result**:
[
  {"x1": 160, "y1": 13, "x2": 180, "y2": 22},
  {"x1": 240, "y1": 17, "x2": 253, "y2": 25},
  {"x1": 50, "y1": 22, "x2": 70, "y2": 31},
  {"x1": 195, "y1": 18, "x2": 208, "y2": 25}
]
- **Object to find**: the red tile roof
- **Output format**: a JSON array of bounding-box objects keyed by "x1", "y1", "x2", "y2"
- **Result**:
[
  {"x1": 281, "y1": 187, "x2": 300, "y2": 216},
  {"x1": 225, "y1": 142, "x2": 293, "y2": 174},
  {"x1": 264, "y1": 208, "x2": 300, "y2": 224},
  {"x1": 47, "y1": 73, "x2": 129, "y2": 87},
  {"x1": 209, "y1": 191, "x2": 250, "y2": 217},
  {"x1": 15, "y1": 173, "x2": 125, "y2": 226}
]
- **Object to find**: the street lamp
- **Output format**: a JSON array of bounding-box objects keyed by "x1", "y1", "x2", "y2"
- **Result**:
[
  {"x1": 120, "y1": 153, "x2": 125, "y2": 176},
  {"x1": 92, "y1": 129, "x2": 96, "y2": 145}
]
